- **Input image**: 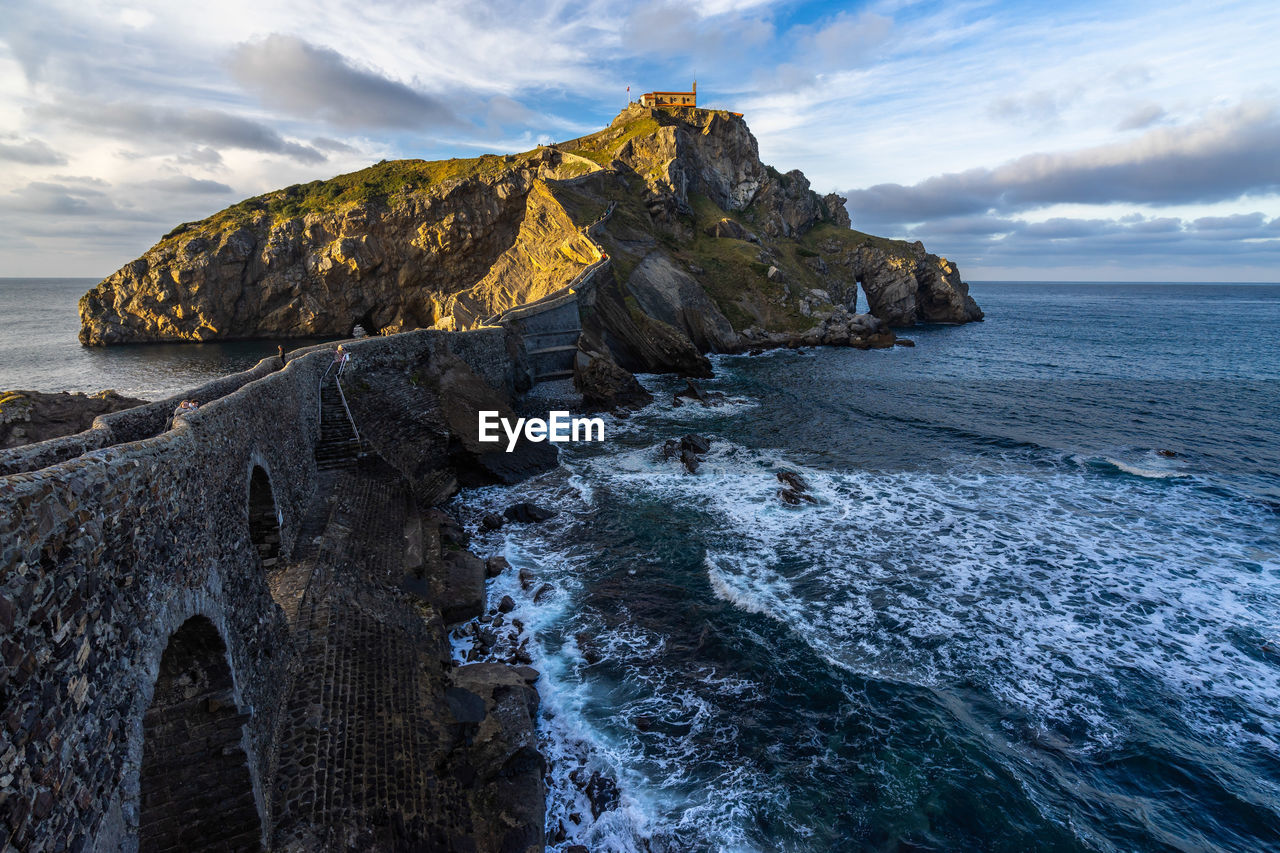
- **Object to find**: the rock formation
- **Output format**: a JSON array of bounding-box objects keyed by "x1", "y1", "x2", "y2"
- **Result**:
[
  {"x1": 0, "y1": 389, "x2": 146, "y2": 449},
  {"x1": 81, "y1": 105, "x2": 982, "y2": 378}
]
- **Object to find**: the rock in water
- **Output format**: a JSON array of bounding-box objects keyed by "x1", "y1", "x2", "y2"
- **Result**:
[
  {"x1": 680, "y1": 434, "x2": 712, "y2": 455},
  {"x1": 504, "y1": 502, "x2": 557, "y2": 524},
  {"x1": 776, "y1": 470, "x2": 809, "y2": 492},
  {"x1": 573, "y1": 348, "x2": 652, "y2": 411},
  {"x1": 584, "y1": 771, "x2": 621, "y2": 819}
]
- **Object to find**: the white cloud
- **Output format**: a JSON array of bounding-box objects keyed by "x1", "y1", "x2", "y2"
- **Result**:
[{"x1": 0, "y1": 0, "x2": 1277, "y2": 277}]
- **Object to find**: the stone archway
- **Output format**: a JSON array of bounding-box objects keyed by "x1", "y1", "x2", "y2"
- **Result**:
[
  {"x1": 139, "y1": 616, "x2": 264, "y2": 852},
  {"x1": 247, "y1": 465, "x2": 281, "y2": 570}
]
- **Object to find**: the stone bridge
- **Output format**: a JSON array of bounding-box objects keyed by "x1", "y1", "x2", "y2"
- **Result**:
[
  {"x1": 486, "y1": 200, "x2": 616, "y2": 386},
  {"x1": 0, "y1": 328, "x2": 548, "y2": 852}
]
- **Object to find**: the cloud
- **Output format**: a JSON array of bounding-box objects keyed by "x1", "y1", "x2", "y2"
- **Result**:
[
  {"x1": 7, "y1": 181, "x2": 119, "y2": 216},
  {"x1": 229, "y1": 34, "x2": 459, "y2": 131},
  {"x1": 623, "y1": 0, "x2": 774, "y2": 62},
  {"x1": 0, "y1": 137, "x2": 68, "y2": 166},
  {"x1": 845, "y1": 102, "x2": 1280, "y2": 226},
  {"x1": 988, "y1": 88, "x2": 1082, "y2": 124},
  {"x1": 1116, "y1": 103, "x2": 1166, "y2": 131},
  {"x1": 312, "y1": 137, "x2": 358, "y2": 154},
  {"x1": 1190, "y1": 211, "x2": 1268, "y2": 231},
  {"x1": 45, "y1": 99, "x2": 326, "y2": 164},
  {"x1": 143, "y1": 176, "x2": 235, "y2": 195},
  {"x1": 172, "y1": 146, "x2": 225, "y2": 168},
  {"x1": 806, "y1": 11, "x2": 893, "y2": 68},
  {"x1": 895, "y1": 213, "x2": 1280, "y2": 275}
]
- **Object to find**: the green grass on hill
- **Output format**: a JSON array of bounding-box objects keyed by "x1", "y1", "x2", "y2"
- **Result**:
[
  {"x1": 565, "y1": 115, "x2": 662, "y2": 167},
  {"x1": 670, "y1": 192, "x2": 813, "y2": 333},
  {"x1": 802, "y1": 222, "x2": 917, "y2": 256},
  {"x1": 163, "y1": 152, "x2": 534, "y2": 242}
]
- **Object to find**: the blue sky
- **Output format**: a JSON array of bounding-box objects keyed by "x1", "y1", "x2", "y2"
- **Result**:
[{"x1": 1, "y1": 0, "x2": 1277, "y2": 280}]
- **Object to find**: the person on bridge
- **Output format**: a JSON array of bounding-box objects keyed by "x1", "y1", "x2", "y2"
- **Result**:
[
  {"x1": 334, "y1": 345, "x2": 351, "y2": 377},
  {"x1": 169, "y1": 399, "x2": 198, "y2": 429}
]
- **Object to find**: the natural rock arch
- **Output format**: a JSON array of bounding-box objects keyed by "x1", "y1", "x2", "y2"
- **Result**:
[
  {"x1": 247, "y1": 464, "x2": 281, "y2": 571},
  {"x1": 139, "y1": 615, "x2": 264, "y2": 851}
]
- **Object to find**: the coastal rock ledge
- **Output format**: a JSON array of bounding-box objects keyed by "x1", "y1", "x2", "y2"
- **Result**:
[{"x1": 80, "y1": 105, "x2": 981, "y2": 371}]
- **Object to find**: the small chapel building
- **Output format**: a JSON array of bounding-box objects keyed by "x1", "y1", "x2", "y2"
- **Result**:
[{"x1": 640, "y1": 81, "x2": 696, "y2": 108}]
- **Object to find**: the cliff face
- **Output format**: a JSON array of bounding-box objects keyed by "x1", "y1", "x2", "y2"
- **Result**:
[
  {"x1": 81, "y1": 105, "x2": 981, "y2": 367},
  {"x1": 79, "y1": 149, "x2": 596, "y2": 345}
]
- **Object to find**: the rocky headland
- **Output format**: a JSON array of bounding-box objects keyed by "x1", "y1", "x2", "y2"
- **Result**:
[
  {"x1": 80, "y1": 105, "x2": 982, "y2": 389},
  {"x1": 0, "y1": 389, "x2": 147, "y2": 449}
]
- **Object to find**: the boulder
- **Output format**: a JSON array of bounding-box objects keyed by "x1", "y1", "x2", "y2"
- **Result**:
[
  {"x1": 438, "y1": 550, "x2": 487, "y2": 624},
  {"x1": 504, "y1": 502, "x2": 557, "y2": 524},
  {"x1": 485, "y1": 555, "x2": 511, "y2": 578},
  {"x1": 585, "y1": 771, "x2": 621, "y2": 819},
  {"x1": 680, "y1": 434, "x2": 712, "y2": 455},
  {"x1": 574, "y1": 348, "x2": 652, "y2": 411},
  {"x1": 776, "y1": 470, "x2": 808, "y2": 492},
  {"x1": 450, "y1": 663, "x2": 545, "y2": 853}
]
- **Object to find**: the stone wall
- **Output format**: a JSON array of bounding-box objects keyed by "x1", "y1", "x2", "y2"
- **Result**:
[{"x1": 0, "y1": 327, "x2": 518, "y2": 852}]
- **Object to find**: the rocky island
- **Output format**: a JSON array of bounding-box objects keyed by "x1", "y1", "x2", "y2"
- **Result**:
[{"x1": 79, "y1": 104, "x2": 981, "y2": 387}]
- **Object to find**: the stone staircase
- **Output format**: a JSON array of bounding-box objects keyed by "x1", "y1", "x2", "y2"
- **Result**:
[{"x1": 315, "y1": 376, "x2": 361, "y2": 471}]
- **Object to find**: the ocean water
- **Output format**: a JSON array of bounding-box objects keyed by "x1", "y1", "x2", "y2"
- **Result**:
[
  {"x1": 5, "y1": 277, "x2": 1279, "y2": 849},
  {"x1": 450, "y1": 283, "x2": 1280, "y2": 852},
  {"x1": 0, "y1": 277, "x2": 328, "y2": 399}
]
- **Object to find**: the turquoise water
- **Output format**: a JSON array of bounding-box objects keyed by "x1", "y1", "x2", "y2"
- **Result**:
[{"x1": 452, "y1": 283, "x2": 1280, "y2": 851}]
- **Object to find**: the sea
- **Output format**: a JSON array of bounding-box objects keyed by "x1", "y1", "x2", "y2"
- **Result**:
[
  {"x1": 5, "y1": 278, "x2": 1280, "y2": 851},
  {"x1": 0, "y1": 277, "x2": 315, "y2": 398}
]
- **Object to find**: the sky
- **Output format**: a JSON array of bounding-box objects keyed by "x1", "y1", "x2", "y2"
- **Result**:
[{"x1": 1, "y1": 0, "x2": 1278, "y2": 281}]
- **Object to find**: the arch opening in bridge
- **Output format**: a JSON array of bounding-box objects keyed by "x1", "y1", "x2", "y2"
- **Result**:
[
  {"x1": 139, "y1": 616, "x2": 264, "y2": 852},
  {"x1": 248, "y1": 464, "x2": 281, "y2": 570}
]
